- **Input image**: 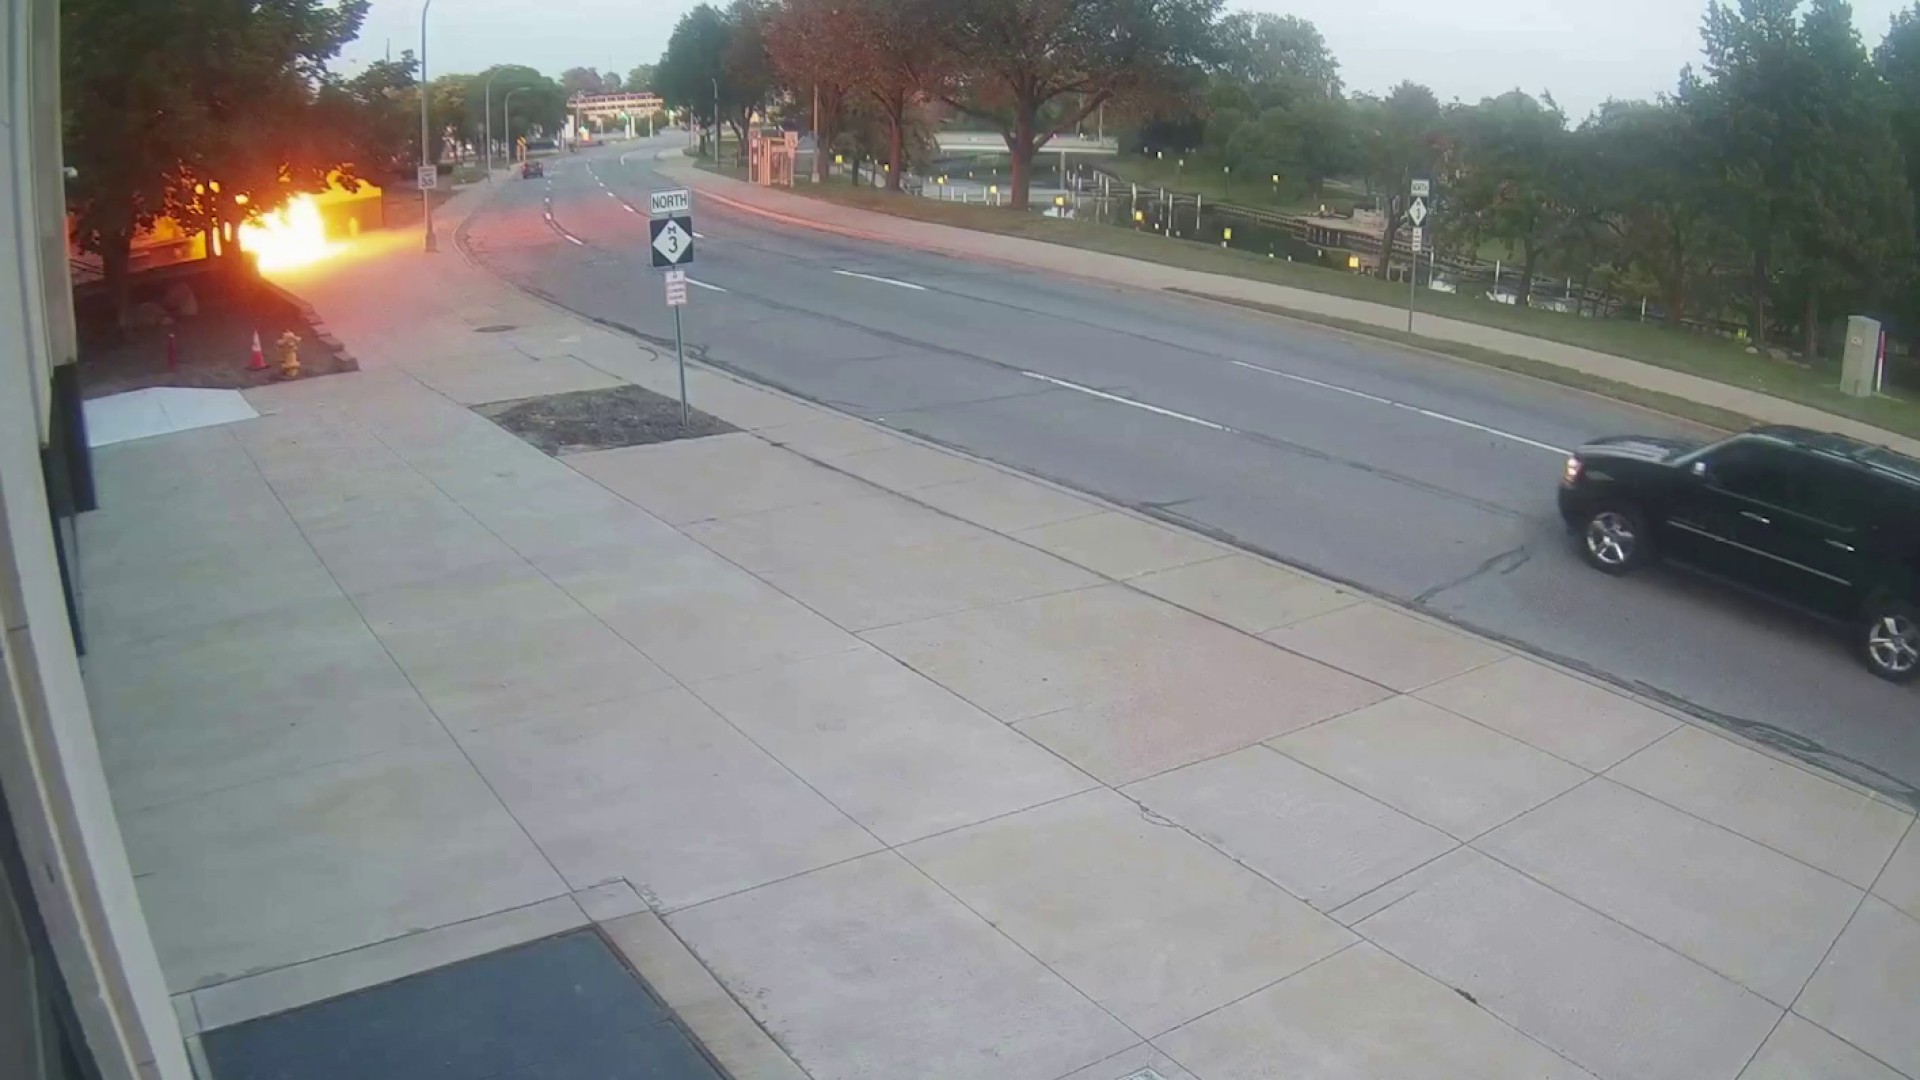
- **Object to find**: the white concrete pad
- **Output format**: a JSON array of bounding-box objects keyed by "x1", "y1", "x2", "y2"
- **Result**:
[
  {"x1": 1739, "y1": 1013, "x2": 1907, "y2": 1080},
  {"x1": 569, "y1": 433, "x2": 874, "y2": 524},
  {"x1": 1270, "y1": 696, "x2": 1588, "y2": 840},
  {"x1": 600, "y1": 911, "x2": 811, "y2": 1080},
  {"x1": 1415, "y1": 656, "x2": 1677, "y2": 770},
  {"x1": 682, "y1": 494, "x2": 988, "y2": 573},
  {"x1": 1874, "y1": 823, "x2": 1920, "y2": 922},
  {"x1": 1478, "y1": 779, "x2": 1862, "y2": 1005},
  {"x1": 1055, "y1": 1045, "x2": 1198, "y2": 1080},
  {"x1": 1013, "y1": 636, "x2": 1391, "y2": 786},
  {"x1": 462, "y1": 687, "x2": 879, "y2": 910},
  {"x1": 911, "y1": 472, "x2": 1102, "y2": 534},
  {"x1": 1796, "y1": 898, "x2": 1920, "y2": 1078},
  {"x1": 1157, "y1": 943, "x2": 1595, "y2": 1080},
  {"x1": 667, "y1": 852, "x2": 1135, "y2": 1080},
  {"x1": 1607, "y1": 725, "x2": 1914, "y2": 890},
  {"x1": 1123, "y1": 746, "x2": 1457, "y2": 911},
  {"x1": 85, "y1": 387, "x2": 259, "y2": 447},
  {"x1": 759, "y1": 415, "x2": 910, "y2": 460},
  {"x1": 1130, "y1": 555, "x2": 1359, "y2": 635},
  {"x1": 85, "y1": 597, "x2": 450, "y2": 811},
  {"x1": 1352, "y1": 849, "x2": 1780, "y2": 1080},
  {"x1": 681, "y1": 371, "x2": 828, "y2": 429},
  {"x1": 1016, "y1": 511, "x2": 1226, "y2": 579},
  {"x1": 903, "y1": 790, "x2": 1353, "y2": 1035},
  {"x1": 355, "y1": 563, "x2": 676, "y2": 734},
  {"x1": 289, "y1": 486, "x2": 527, "y2": 596},
  {"x1": 830, "y1": 442, "x2": 994, "y2": 490},
  {"x1": 1265, "y1": 602, "x2": 1505, "y2": 691},
  {"x1": 692, "y1": 648, "x2": 1095, "y2": 845},
  {"x1": 762, "y1": 534, "x2": 1101, "y2": 631},
  {"x1": 124, "y1": 742, "x2": 567, "y2": 992}
]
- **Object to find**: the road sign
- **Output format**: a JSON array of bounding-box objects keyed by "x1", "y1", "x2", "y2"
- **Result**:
[
  {"x1": 417, "y1": 165, "x2": 437, "y2": 190},
  {"x1": 1410, "y1": 227, "x2": 1424, "y2": 253},
  {"x1": 1407, "y1": 197, "x2": 1428, "y2": 227},
  {"x1": 650, "y1": 216, "x2": 694, "y2": 268},
  {"x1": 664, "y1": 269, "x2": 688, "y2": 307},
  {"x1": 1410, "y1": 178, "x2": 1430, "y2": 198},
  {"x1": 649, "y1": 188, "x2": 692, "y2": 216}
]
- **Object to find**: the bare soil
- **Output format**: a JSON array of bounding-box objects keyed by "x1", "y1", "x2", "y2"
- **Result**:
[{"x1": 477, "y1": 384, "x2": 737, "y2": 456}]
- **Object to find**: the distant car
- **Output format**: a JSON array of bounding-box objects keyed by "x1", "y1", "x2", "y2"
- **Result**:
[
  {"x1": 521, "y1": 160, "x2": 544, "y2": 179},
  {"x1": 1558, "y1": 424, "x2": 1920, "y2": 682}
]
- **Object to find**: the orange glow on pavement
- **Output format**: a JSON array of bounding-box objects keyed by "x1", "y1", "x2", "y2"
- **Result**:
[{"x1": 237, "y1": 194, "x2": 339, "y2": 271}]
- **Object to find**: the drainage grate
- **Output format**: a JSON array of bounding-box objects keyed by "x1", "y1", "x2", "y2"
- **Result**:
[
  {"x1": 477, "y1": 383, "x2": 736, "y2": 455},
  {"x1": 200, "y1": 931, "x2": 724, "y2": 1080}
]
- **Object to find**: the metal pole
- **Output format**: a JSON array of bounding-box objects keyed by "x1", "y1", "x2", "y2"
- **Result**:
[
  {"x1": 504, "y1": 88, "x2": 527, "y2": 163},
  {"x1": 674, "y1": 306, "x2": 688, "y2": 426},
  {"x1": 712, "y1": 78, "x2": 720, "y2": 165},
  {"x1": 484, "y1": 75, "x2": 493, "y2": 182},
  {"x1": 418, "y1": 0, "x2": 435, "y2": 252},
  {"x1": 1407, "y1": 255, "x2": 1416, "y2": 333}
]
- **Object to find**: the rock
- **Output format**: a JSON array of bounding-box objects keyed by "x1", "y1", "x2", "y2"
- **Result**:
[
  {"x1": 162, "y1": 281, "x2": 199, "y2": 318},
  {"x1": 1744, "y1": 345, "x2": 1760, "y2": 355}
]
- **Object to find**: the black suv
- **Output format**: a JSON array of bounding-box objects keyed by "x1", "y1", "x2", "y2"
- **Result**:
[{"x1": 1559, "y1": 425, "x2": 1920, "y2": 682}]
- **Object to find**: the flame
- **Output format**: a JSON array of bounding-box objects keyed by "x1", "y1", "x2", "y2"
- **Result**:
[{"x1": 237, "y1": 194, "x2": 338, "y2": 271}]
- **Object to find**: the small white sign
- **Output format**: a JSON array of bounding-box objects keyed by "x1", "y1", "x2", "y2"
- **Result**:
[
  {"x1": 1410, "y1": 178, "x2": 1430, "y2": 197},
  {"x1": 1408, "y1": 198, "x2": 1429, "y2": 227},
  {"x1": 1410, "y1": 227, "x2": 1424, "y2": 253},
  {"x1": 417, "y1": 165, "x2": 438, "y2": 190},
  {"x1": 649, "y1": 188, "x2": 692, "y2": 216},
  {"x1": 665, "y1": 269, "x2": 688, "y2": 307}
]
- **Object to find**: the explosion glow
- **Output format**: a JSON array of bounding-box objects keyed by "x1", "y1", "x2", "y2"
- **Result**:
[{"x1": 236, "y1": 194, "x2": 338, "y2": 271}]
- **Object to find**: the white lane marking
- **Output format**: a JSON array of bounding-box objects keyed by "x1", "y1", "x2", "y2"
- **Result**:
[
  {"x1": 563, "y1": 233, "x2": 585, "y2": 246},
  {"x1": 686, "y1": 278, "x2": 727, "y2": 292},
  {"x1": 1230, "y1": 359, "x2": 1566, "y2": 455},
  {"x1": 1019, "y1": 371, "x2": 1233, "y2": 433},
  {"x1": 833, "y1": 269, "x2": 925, "y2": 291},
  {"x1": 693, "y1": 231, "x2": 706, "y2": 239}
]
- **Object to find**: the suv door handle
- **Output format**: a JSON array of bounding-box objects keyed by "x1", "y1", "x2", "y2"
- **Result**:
[
  {"x1": 1740, "y1": 511, "x2": 1772, "y2": 525},
  {"x1": 1827, "y1": 539, "x2": 1856, "y2": 553}
]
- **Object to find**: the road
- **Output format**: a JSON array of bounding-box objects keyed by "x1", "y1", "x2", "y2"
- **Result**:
[{"x1": 461, "y1": 136, "x2": 1919, "y2": 804}]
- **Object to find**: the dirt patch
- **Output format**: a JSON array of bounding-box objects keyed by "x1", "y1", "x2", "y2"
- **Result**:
[
  {"x1": 477, "y1": 384, "x2": 737, "y2": 456},
  {"x1": 75, "y1": 262, "x2": 355, "y2": 399}
]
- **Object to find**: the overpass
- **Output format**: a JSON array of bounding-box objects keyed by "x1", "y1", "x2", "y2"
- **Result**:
[
  {"x1": 933, "y1": 132, "x2": 1119, "y2": 157},
  {"x1": 568, "y1": 91, "x2": 663, "y2": 119}
]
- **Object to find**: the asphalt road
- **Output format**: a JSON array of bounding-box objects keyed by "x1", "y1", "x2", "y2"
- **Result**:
[{"x1": 463, "y1": 137, "x2": 1920, "y2": 804}]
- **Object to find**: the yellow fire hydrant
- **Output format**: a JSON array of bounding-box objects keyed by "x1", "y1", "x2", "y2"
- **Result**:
[{"x1": 276, "y1": 330, "x2": 301, "y2": 380}]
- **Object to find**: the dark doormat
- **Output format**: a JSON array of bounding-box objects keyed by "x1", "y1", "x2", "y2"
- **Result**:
[
  {"x1": 200, "y1": 930, "x2": 727, "y2": 1080},
  {"x1": 477, "y1": 384, "x2": 737, "y2": 456}
]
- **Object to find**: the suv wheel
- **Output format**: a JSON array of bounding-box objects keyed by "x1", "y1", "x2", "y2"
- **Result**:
[
  {"x1": 1578, "y1": 504, "x2": 1650, "y2": 575},
  {"x1": 1861, "y1": 603, "x2": 1920, "y2": 683}
]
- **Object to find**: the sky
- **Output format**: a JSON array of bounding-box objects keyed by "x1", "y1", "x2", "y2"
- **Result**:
[{"x1": 342, "y1": 0, "x2": 1915, "y2": 119}]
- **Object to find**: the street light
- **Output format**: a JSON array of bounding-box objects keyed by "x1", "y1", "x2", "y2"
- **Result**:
[
  {"x1": 1223, "y1": 163, "x2": 1231, "y2": 199},
  {"x1": 484, "y1": 71, "x2": 501, "y2": 182},
  {"x1": 712, "y1": 78, "x2": 720, "y2": 165},
  {"x1": 418, "y1": 0, "x2": 435, "y2": 252}
]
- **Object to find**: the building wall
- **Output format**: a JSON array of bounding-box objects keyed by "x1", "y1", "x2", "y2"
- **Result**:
[{"x1": 0, "y1": 0, "x2": 193, "y2": 1077}]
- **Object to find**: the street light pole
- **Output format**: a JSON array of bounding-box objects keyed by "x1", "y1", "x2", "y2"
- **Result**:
[
  {"x1": 484, "y1": 71, "x2": 498, "y2": 183},
  {"x1": 711, "y1": 78, "x2": 720, "y2": 166},
  {"x1": 418, "y1": 0, "x2": 435, "y2": 252}
]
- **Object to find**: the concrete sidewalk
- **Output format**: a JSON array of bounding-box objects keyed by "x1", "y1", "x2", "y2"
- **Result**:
[
  {"x1": 78, "y1": 187, "x2": 1920, "y2": 1080},
  {"x1": 672, "y1": 161, "x2": 1920, "y2": 462}
]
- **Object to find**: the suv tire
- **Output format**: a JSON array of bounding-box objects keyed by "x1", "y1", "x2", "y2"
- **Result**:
[
  {"x1": 1860, "y1": 602, "x2": 1920, "y2": 684},
  {"x1": 1577, "y1": 503, "x2": 1652, "y2": 576}
]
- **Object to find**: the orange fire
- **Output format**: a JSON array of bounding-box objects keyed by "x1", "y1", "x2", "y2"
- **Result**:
[{"x1": 237, "y1": 194, "x2": 338, "y2": 271}]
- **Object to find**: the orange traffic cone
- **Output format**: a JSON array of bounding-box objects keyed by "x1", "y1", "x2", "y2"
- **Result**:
[{"x1": 246, "y1": 330, "x2": 267, "y2": 371}]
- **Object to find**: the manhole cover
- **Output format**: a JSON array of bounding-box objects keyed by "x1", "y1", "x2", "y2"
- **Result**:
[{"x1": 473, "y1": 324, "x2": 517, "y2": 333}]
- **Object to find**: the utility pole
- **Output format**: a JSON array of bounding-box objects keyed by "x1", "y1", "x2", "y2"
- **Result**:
[{"x1": 418, "y1": 0, "x2": 435, "y2": 253}]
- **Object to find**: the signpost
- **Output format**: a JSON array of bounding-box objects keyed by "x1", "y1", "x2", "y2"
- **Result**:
[
  {"x1": 649, "y1": 188, "x2": 694, "y2": 423},
  {"x1": 1406, "y1": 179, "x2": 1431, "y2": 332},
  {"x1": 417, "y1": 165, "x2": 438, "y2": 191}
]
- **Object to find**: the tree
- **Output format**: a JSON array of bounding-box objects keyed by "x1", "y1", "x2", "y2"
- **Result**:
[
  {"x1": 656, "y1": 5, "x2": 734, "y2": 153},
  {"x1": 627, "y1": 62, "x2": 657, "y2": 93},
  {"x1": 1449, "y1": 91, "x2": 1577, "y2": 304},
  {"x1": 1348, "y1": 81, "x2": 1444, "y2": 278},
  {"x1": 1213, "y1": 11, "x2": 1339, "y2": 99},
  {"x1": 722, "y1": 0, "x2": 777, "y2": 146},
  {"x1": 846, "y1": 0, "x2": 947, "y2": 190},
  {"x1": 63, "y1": 0, "x2": 369, "y2": 320},
  {"x1": 941, "y1": 0, "x2": 1222, "y2": 209},
  {"x1": 766, "y1": 0, "x2": 860, "y2": 180},
  {"x1": 561, "y1": 66, "x2": 608, "y2": 99},
  {"x1": 324, "y1": 50, "x2": 421, "y2": 176}
]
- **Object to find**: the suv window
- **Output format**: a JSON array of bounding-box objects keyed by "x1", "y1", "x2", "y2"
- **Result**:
[
  {"x1": 1798, "y1": 457, "x2": 1887, "y2": 531},
  {"x1": 1701, "y1": 439, "x2": 1809, "y2": 507}
]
